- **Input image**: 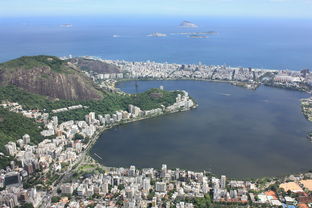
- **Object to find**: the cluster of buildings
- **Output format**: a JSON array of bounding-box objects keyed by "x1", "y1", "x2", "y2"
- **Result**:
[
  {"x1": 211, "y1": 175, "x2": 254, "y2": 203},
  {"x1": 49, "y1": 164, "x2": 312, "y2": 208},
  {"x1": 52, "y1": 164, "x2": 256, "y2": 208},
  {"x1": 274, "y1": 176, "x2": 312, "y2": 208},
  {"x1": 301, "y1": 97, "x2": 312, "y2": 122},
  {"x1": 0, "y1": 90, "x2": 195, "y2": 208},
  {"x1": 272, "y1": 70, "x2": 309, "y2": 90},
  {"x1": 94, "y1": 73, "x2": 124, "y2": 80},
  {"x1": 83, "y1": 71, "x2": 121, "y2": 93},
  {"x1": 62, "y1": 56, "x2": 312, "y2": 93},
  {"x1": 51, "y1": 105, "x2": 87, "y2": 114},
  {"x1": 0, "y1": 105, "x2": 95, "y2": 207},
  {"x1": 88, "y1": 58, "x2": 312, "y2": 92},
  {"x1": 166, "y1": 91, "x2": 195, "y2": 112},
  {"x1": 0, "y1": 186, "x2": 41, "y2": 208},
  {"x1": 0, "y1": 101, "x2": 48, "y2": 122}
]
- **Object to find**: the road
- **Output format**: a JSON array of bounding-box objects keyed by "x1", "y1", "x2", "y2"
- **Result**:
[{"x1": 39, "y1": 128, "x2": 104, "y2": 208}]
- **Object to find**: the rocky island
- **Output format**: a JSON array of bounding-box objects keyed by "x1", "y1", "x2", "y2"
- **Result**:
[
  {"x1": 179, "y1": 20, "x2": 199, "y2": 28},
  {"x1": 189, "y1": 35, "x2": 208, "y2": 38},
  {"x1": 172, "y1": 32, "x2": 217, "y2": 35},
  {"x1": 60, "y1": 24, "x2": 73, "y2": 28},
  {"x1": 146, "y1": 32, "x2": 167, "y2": 37}
]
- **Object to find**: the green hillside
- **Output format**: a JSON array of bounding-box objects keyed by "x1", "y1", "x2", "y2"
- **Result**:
[
  {"x1": 0, "y1": 55, "x2": 72, "y2": 73},
  {"x1": 0, "y1": 107, "x2": 43, "y2": 150},
  {"x1": 0, "y1": 85, "x2": 179, "y2": 122},
  {"x1": 0, "y1": 107, "x2": 43, "y2": 169},
  {"x1": 0, "y1": 55, "x2": 103, "y2": 100}
]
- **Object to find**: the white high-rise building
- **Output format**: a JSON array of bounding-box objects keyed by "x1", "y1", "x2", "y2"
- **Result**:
[
  {"x1": 175, "y1": 169, "x2": 180, "y2": 180},
  {"x1": 155, "y1": 182, "x2": 166, "y2": 192},
  {"x1": 102, "y1": 181, "x2": 109, "y2": 194},
  {"x1": 61, "y1": 183, "x2": 74, "y2": 195},
  {"x1": 221, "y1": 175, "x2": 226, "y2": 189},
  {"x1": 202, "y1": 181, "x2": 210, "y2": 194},
  {"x1": 4, "y1": 142, "x2": 17, "y2": 156},
  {"x1": 22, "y1": 134, "x2": 30, "y2": 144},
  {"x1": 161, "y1": 164, "x2": 167, "y2": 178},
  {"x1": 52, "y1": 116, "x2": 58, "y2": 127},
  {"x1": 104, "y1": 114, "x2": 111, "y2": 124},
  {"x1": 112, "y1": 114, "x2": 118, "y2": 122},
  {"x1": 116, "y1": 111, "x2": 123, "y2": 121},
  {"x1": 129, "y1": 165, "x2": 136, "y2": 177},
  {"x1": 142, "y1": 178, "x2": 151, "y2": 192}
]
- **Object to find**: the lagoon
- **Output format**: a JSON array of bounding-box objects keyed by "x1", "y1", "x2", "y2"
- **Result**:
[{"x1": 91, "y1": 80, "x2": 312, "y2": 178}]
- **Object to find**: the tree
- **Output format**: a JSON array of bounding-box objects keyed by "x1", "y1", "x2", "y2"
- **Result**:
[
  {"x1": 118, "y1": 184, "x2": 125, "y2": 190},
  {"x1": 51, "y1": 196, "x2": 61, "y2": 203},
  {"x1": 19, "y1": 203, "x2": 34, "y2": 208},
  {"x1": 73, "y1": 134, "x2": 84, "y2": 141}
]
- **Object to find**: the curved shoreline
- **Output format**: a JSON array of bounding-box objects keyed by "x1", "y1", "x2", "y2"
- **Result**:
[
  {"x1": 115, "y1": 77, "x2": 310, "y2": 93},
  {"x1": 89, "y1": 79, "x2": 312, "y2": 180}
]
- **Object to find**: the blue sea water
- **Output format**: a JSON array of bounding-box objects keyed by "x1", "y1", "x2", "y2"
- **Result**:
[{"x1": 0, "y1": 16, "x2": 312, "y2": 70}]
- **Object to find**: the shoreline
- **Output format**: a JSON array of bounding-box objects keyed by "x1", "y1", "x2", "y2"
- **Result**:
[
  {"x1": 88, "y1": 122, "x2": 312, "y2": 181},
  {"x1": 86, "y1": 56, "x2": 312, "y2": 96},
  {"x1": 86, "y1": 103, "x2": 198, "y2": 166},
  {"x1": 117, "y1": 77, "x2": 311, "y2": 93},
  {"x1": 87, "y1": 79, "x2": 312, "y2": 180},
  {"x1": 46, "y1": 106, "x2": 200, "y2": 206}
]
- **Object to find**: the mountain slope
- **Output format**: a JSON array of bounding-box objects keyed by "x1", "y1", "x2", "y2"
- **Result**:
[
  {"x1": 69, "y1": 57, "x2": 120, "y2": 74},
  {"x1": 0, "y1": 55, "x2": 103, "y2": 100}
]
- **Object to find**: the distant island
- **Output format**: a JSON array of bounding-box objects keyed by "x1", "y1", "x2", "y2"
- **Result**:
[
  {"x1": 189, "y1": 35, "x2": 208, "y2": 39},
  {"x1": 146, "y1": 32, "x2": 167, "y2": 37},
  {"x1": 172, "y1": 31, "x2": 217, "y2": 35},
  {"x1": 179, "y1": 20, "x2": 199, "y2": 28},
  {"x1": 60, "y1": 24, "x2": 73, "y2": 28}
]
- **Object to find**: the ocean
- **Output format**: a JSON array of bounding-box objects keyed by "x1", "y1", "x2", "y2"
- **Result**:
[{"x1": 0, "y1": 16, "x2": 312, "y2": 70}]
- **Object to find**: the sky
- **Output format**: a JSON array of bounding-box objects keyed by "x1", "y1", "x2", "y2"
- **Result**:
[{"x1": 0, "y1": 0, "x2": 312, "y2": 18}]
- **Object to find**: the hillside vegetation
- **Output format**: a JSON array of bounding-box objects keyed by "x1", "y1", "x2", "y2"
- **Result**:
[
  {"x1": 0, "y1": 55, "x2": 103, "y2": 100},
  {"x1": 0, "y1": 107, "x2": 43, "y2": 152},
  {"x1": 0, "y1": 106, "x2": 43, "y2": 169},
  {"x1": 0, "y1": 85, "x2": 179, "y2": 122},
  {"x1": 0, "y1": 55, "x2": 70, "y2": 73}
]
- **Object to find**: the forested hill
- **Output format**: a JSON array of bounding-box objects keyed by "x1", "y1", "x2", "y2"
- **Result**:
[
  {"x1": 0, "y1": 55, "x2": 103, "y2": 100},
  {"x1": 0, "y1": 107, "x2": 43, "y2": 152}
]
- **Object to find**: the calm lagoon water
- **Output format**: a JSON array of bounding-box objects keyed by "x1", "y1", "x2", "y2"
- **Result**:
[{"x1": 92, "y1": 80, "x2": 312, "y2": 178}]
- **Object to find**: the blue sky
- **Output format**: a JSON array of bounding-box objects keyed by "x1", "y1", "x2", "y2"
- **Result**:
[{"x1": 1, "y1": 0, "x2": 312, "y2": 18}]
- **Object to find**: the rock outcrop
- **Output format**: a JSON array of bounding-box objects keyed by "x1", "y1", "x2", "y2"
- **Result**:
[{"x1": 0, "y1": 56, "x2": 103, "y2": 100}]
